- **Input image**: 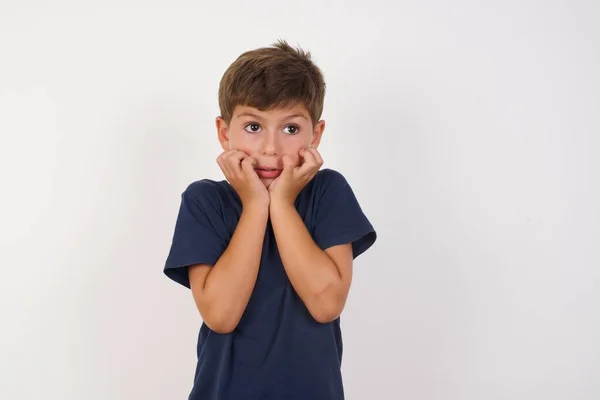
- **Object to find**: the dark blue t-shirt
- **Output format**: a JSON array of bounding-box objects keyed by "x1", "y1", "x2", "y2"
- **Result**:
[{"x1": 164, "y1": 168, "x2": 376, "y2": 400}]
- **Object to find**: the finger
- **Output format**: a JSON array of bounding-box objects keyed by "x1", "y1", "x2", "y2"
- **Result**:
[
  {"x1": 307, "y1": 147, "x2": 323, "y2": 166},
  {"x1": 241, "y1": 156, "x2": 258, "y2": 179},
  {"x1": 225, "y1": 150, "x2": 246, "y2": 164},
  {"x1": 221, "y1": 150, "x2": 240, "y2": 178},
  {"x1": 298, "y1": 148, "x2": 317, "y2": 175},
  {"x1": 300, "y1": 148, "x2": 317, "y2": 164},
  {"x1": 216, "y1": 152, "x2": 230, "y2": 177},
  {"x1": 281, "y1": 155, "x2": 296, "y2": 178},
  {"x1": 225, "y1": 150, "x2": 247, "y2": 180}
]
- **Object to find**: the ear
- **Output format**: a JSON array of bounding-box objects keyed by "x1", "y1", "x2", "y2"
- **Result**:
[
  {"x1": 216, "y1": 116, "x2": 230, "y2": 151},
  {"x1": 310, "y1": 120, "x2": 325, "y2": 148}
]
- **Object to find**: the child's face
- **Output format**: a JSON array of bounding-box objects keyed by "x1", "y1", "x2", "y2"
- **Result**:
[{"x1": 216, "y1": 103, "x2": 325, "y2": 187}]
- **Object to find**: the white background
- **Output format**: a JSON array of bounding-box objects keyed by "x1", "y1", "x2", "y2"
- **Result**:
[{"x1": 1, "y1": 1, "x2": 599, "y2": 399}]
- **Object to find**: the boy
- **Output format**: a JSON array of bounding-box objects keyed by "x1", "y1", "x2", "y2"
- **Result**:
[{"x1": 164, "y1": 40, "x2": 376, "y2": 400}]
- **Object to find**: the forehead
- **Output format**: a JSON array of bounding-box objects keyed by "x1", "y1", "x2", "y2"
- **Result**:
[{"x1": 232, "y1": 103, "x2": 311, "y2": 121}]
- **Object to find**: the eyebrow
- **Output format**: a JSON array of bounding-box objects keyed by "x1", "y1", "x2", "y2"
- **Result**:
[
  {"x1": 236, "y1": 112, "x2": 308, "y2": 121},
  {"x1": 236, "y1": 113, "x2": 263, "y2": 120}
]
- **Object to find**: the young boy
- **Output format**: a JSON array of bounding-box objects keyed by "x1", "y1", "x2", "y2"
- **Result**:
[{"x1": 164, "y1": 40, "x2": 377, "y2": 400}]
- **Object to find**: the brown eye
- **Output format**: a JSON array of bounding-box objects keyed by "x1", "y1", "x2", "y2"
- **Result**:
[
  {"x1": 244, "y1": 123, "x2": 261, "y2": 133},
  {"x1": 283, "y1": 125, "x2": 299, "y2": 135}
]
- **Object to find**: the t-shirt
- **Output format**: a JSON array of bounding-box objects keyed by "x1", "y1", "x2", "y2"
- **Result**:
[{"x1": 164, "y1": 168, "x2": 376, "y2": 400}]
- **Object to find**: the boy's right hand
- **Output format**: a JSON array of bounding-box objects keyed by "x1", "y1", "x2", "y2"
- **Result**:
[{"x1": 217, "y1": 150, "x2": 270, "y2": 209}]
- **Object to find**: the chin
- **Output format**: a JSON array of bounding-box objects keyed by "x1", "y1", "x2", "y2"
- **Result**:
[{"x1": 261, "y1": 178, "x2": 274, "y2": 188}]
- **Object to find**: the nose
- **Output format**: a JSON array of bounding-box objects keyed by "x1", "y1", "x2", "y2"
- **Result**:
[{"x1": 259, "y1": 129, "x2": 280, "y2": 156}]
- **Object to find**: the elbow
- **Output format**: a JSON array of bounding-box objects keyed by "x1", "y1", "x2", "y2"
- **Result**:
[
  {"x1": 195, "y1": 301, "x2": 239, "y2": 334},
  {"x1": 207, "y1": 321, "x2": 236, "y2": 335},
  {"x1": 312, "y1": 310, "x2": 340, "y2": 324},
  {"x1": 308, "y1": 283, "x2": 347, "y2": 323},
  {"x1": 191, "y1": 289, "x2": 239, "y2": 334},
  {"x1": 202, "y1": 311, "x2": 238, "y2": 334},
  {"x1": 308, "y1": 300, "x2": 344, "y2": 324}
]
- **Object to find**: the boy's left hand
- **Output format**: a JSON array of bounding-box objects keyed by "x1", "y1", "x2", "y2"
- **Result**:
[{"x1": 269, "y1": 147, "x2": 323, "y2": 206}]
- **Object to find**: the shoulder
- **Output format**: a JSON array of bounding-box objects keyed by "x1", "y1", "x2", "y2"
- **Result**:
[
  {"x1": 184, "y1": 178, "x2": 226, "y2": 198},
  {"x1": 181, "y1": 178, "x2": 234, "y2": 212},
  {"x1": 312, "y1": 168, "x2": 350, "y2": 191},
  {"x1": 305, "y1": 168, "x2": 376, "y2": 257},
  {"x1": 308, "y1": 168, "x2": 354, "y2": 202},
  {"x1": 300, "y1": 168, "x2": 359, "y2": 211}
]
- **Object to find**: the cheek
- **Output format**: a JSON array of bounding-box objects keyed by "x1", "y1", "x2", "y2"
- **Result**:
[
  {"x1": 282, "y1": 135, "x2": 310, "y2": 153},
  {"x1": 228, "y1": 132, "x2": 257, "y2": 153},
  {"x1": 281, "y1": 140, "x2": 308, "y2": 166}
]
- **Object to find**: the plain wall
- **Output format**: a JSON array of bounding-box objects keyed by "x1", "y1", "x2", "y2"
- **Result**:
[{"x1": 1, "y1": 1, "x2": 599, "y2": 399}]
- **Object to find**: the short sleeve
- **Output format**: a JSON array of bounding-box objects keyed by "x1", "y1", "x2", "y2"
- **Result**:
[
  {"x1": 312, "y1": 169, "x2": 376, "y2": 259},
  {"x1": 163, "y1": 181, "x2": 229, "y2": 288}
]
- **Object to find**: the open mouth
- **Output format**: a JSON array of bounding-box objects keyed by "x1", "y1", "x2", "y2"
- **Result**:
[{"x1": 255, "y1": 168, "x2": 282, "y2": 179}]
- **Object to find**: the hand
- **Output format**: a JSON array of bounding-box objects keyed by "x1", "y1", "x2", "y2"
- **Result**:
[
  {"x1": 217, "y1": 150, "x2": 270, "y2": 209},
  {"x1": 268, "y1": 147, "x2": 323, "y2": 206}
]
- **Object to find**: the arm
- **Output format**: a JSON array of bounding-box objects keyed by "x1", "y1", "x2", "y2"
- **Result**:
[
  {"x1": 269, "y1": 201, "x2": 353, "y2": 323},
  {"x1": 189, "y1": 204, "x2": 269, "y2": 334}
]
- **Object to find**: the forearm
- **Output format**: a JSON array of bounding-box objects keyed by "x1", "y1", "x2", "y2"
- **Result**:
[
  {"x1": 196, "y1": 204, "x2": 269, "y2": 332},
  {"x1": 269, "y1": 202, "x2": 345, "y2": 322}
]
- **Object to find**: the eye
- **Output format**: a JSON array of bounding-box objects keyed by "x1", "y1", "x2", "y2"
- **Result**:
[
  {"x1": 283, "y1": 125, "x2": 300, "y2": 135},
  {"x1": 244, "y1": 123, "x2": 261, "y2": 133}
]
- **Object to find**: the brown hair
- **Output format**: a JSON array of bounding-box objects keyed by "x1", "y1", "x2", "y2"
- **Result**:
[{"x1": 218, "y1": 40, "x2": 326, "y2": 125}]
